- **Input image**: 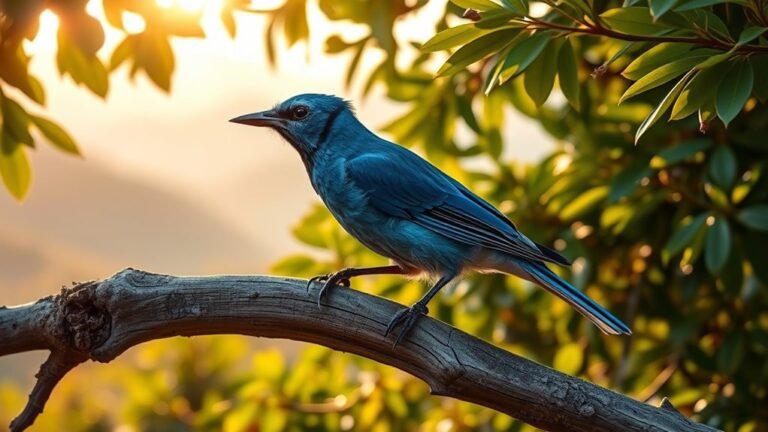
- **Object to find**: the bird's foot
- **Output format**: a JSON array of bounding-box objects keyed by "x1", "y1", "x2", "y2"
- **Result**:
[
  {"x1": 385, "y1": 302, "x2": 429, "y2": 348},
  {"x1": 306, "y1": 270, "x2": 351, "y2": 307}
]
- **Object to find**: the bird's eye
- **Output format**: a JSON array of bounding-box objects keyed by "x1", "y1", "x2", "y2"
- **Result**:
[{"x1": 292, "y1": 105, "x2": 309, "y2": 120}]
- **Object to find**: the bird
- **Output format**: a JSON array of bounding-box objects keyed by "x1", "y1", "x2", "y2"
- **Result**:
[{"x1": 230, "y1": 93, "x2": 631, "y2": 347}]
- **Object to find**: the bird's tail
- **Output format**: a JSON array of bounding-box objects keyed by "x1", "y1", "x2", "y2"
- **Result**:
[{"x1": 519, "y1": 260, "x2": 632, "y2": 335}]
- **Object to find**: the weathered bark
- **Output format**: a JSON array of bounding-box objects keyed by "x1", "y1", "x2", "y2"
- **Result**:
[{"x1": 0, "y1": 268, "x2": 719, "y2": 432}]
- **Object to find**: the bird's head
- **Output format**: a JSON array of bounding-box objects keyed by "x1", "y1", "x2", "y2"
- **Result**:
[{"x1": 229, "y1": 93, "x2": 354, "y2": 160}]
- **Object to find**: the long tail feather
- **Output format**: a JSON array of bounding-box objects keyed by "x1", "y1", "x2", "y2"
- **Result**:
[{"x1": 520, "y1": 261, "x2": 631, "y2": 335}]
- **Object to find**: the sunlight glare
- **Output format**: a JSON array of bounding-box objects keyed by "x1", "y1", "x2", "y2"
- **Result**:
[
  {"x1": 123, "y1": 11, "x2": 146, "y2": 34},
  {"x1": 178, "y1": 0, "x2": 206, "y2": 11},
  {"x1": 25, "y1": 10, "x2": 59, "y2": 54},
  {"x1": 156, "y1": 0, "x2": 174, "y2": 8}
]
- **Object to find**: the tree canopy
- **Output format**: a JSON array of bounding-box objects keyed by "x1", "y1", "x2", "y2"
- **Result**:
[{"x1": 1, "y1": 0, "x2": 768, "y2": 431}]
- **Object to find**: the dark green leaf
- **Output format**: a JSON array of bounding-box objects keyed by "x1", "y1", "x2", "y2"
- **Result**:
[
  {"x1": 523, "y1": 41, "x2": 559, "y2": 106},
  {"x1": 708, "y1": 146, "x2": 737, "y2": 191},
  {"x1": 716, "y1": 60, "x2": 754, "y2": 126},
  {"x1": 737, "y1": 205, "x2": 768, "y2": 231},
  {"x1": 675, "y1": 0, "x2": 746, "y2": 10},
  {"x1": 608, "y1": 159, "x2": 652, "y2": 202},
  {"x1": 717, "y1": 332, "x2": 745, "y2": 374},
  {"x1": 557, "y1": 39, "x2": 580, "y2": 111},
  {"x1": 663, "y1": 212, "x2": 708, "y2": 260},
  {"x1": 742, "y1": 232, "x2": 768, "y2": 284},
  {"x1": 456, "y1": 95, "x2": 483, "y2": 133},
  {"x1": 650, "y1": 138, "x2": 711, "y2": 167},
  {"x1": 705, "y1": 217, "x2": 731, "y2": 274},
  {"x1": 0, "y1": 96, "x2": 33, "y2": 146},
  {"x1": 500, "y1": 0, "x2": 527, "y2": 14},
  {"x1": 498, "y1": 32, "x2": 549, "y2": 83},
  {"x1": 751, "y1": 55, "x2": 768, "y2": 102},
  {"x1": 737, "y1": 26, "x2": 767, "y2": 45}
]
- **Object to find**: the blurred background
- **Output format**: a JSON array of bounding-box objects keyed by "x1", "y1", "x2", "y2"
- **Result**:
[{"x1": 1, "y1": 0, "x2": 767, "y2": 431}]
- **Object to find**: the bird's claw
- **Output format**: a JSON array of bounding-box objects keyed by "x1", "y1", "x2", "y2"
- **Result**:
[
  {"x1": 385, "y1": 303, "x2": 429, "y2": 348},
  {"x1": 307, "y1": 271, "x2": 351, "y2": 307}
]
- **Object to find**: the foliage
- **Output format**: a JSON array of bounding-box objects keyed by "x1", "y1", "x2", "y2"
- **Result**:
[{"x1": 2, "y1": 0, "x2": 768, "y2": 431}]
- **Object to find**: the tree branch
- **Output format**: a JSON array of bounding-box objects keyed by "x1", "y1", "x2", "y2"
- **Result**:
[{"x1": 0, "y1": 268, "x2": 719, "y2": 432}]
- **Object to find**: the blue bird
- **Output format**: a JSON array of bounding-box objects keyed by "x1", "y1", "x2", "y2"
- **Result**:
[{"x1": 230, "y1": 94, "x2": 631, "y2": 346}]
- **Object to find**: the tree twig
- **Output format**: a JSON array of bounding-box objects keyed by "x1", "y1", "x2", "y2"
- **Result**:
[{"x1": 0, "y1": 268, "x2": 721, "y2": 432}]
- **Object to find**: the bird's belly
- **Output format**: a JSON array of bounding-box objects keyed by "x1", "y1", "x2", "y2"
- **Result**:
[{"x1": 330, "y1": 206, "x2": 468, "y2": 275}]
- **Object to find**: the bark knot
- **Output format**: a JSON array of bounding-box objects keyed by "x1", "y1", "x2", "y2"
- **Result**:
[{"x1": 52, "y1": 282, "x2": 111, "y2": 352}]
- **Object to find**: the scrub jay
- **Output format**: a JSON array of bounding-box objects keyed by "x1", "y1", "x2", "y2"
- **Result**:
[{"x1": 231, "y1": 94, "x2": 631, "y2": 347}]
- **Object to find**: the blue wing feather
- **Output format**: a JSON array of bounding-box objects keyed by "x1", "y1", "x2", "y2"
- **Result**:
[{"x1": 346, "y1": 152, "x2": 569, "y2": 266}]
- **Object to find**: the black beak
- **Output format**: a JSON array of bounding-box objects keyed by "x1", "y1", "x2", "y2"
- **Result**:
[{"x1": 229, "y1": 110, "x2": 282, "y2": 127}]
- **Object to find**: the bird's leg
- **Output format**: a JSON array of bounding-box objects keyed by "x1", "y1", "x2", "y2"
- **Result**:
[
  {"x1": 308, "y1": 265, "x2": 408, "y2": 307},
  {"x1": 385, "y1": 274, "x2": 456, "y2": 348}
]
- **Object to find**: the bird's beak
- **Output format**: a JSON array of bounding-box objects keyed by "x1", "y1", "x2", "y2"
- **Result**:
[{"x1": 229, "y1": 110, "x2": 282, "y2": 127}]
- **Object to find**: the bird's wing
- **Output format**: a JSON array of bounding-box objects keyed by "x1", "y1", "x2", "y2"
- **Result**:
[{"x1": 346, "y1": 153, "x2": 569, "y2": 266}]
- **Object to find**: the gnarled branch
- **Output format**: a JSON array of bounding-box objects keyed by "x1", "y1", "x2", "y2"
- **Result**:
[{"x1": 0, "y1": 268, "x2": 719, "y2": 432}]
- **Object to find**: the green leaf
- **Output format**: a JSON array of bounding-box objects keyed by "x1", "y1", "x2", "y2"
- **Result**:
[
  {"x1": 737, "y1": 205, "x2": 768, "y2": 231},
  {"x1": 523, "y1": 41, "x2": 559, "y2": 106},
  {"x1": 0, "y1": 96, "x2": 33, "y2": 146},
  {"x1": 608, "y1": 159, "x2": 652, "y2": 202},
  {"x1": 0, "y1": 132, "x2": 32, "y2": 201},
  {"x1": 704, "y1": 217, "x2": 731, "y2": 274},
  {"x1": 648, "y1": 0, "x2": 678, "y2": 19},
  {"x1": 675, "y1": 0, "x2": 747, "y2": 10},
  {"x1": 663, "y1": 212, "x2": 708, "y2": 260},
  {"x1": 456, "y1": 95, "x2": 483, "y2": 133},
  {"x1": 560, "y1": 186, "x2": 610, "y2": 222},
  {"x1": 708, "y1": 146, "x2": 737, "y2": 191},
  {"x1": 436, "y1": 28, "x2": 520, "y2": 77},
  {"x1": 498, "y1": 32, "x2": 549, "y2": 83},
  {"x1": 557, "y1": 39, "x2": 580, "y2": 111},
  {"x1": 716, "y1": 60, "x2": 754, "y2": 126},
  {"x1": 751, "y1": 55, "x2": 768, "y2": 102},
  {"x1": 622, "y1": 43, "x2": 691, "y2": 81},
  {"x1": 737, "y1": 26, "x2": 767, "y2": 45},
  {"x1": 670, "y1": 61, "x2": 730, "y2": 120},
  {"x1": 30, "y1": 115, "x2": 80, "y2": 155},
  {"x1": 742, "y1": 232, "x2": 768, "y2": 284},
  {"x1": 422, "y1": 23, "x2": 495, "y2": 52},
  {"x1": 500, "y1": 0, "x2": 527, "y2": 14},
  {"x1": 600, "y1": 7, "x2": 672, "y2": 35},
  {"x1": 451, "y1": 0, "x2": 504, "y2": 10},
  {"x1": 621, "y1": 56, "x2": 703, "y2": 103},
  {"x1": 650, "y1": 138, "x2": 711, "y2": 167},
  {"x1": 717, "y1": 332, "x2": 745, "y2": 374},
  {"x1": 635, "y1": 70, "x2": 694, "y2": 143}
]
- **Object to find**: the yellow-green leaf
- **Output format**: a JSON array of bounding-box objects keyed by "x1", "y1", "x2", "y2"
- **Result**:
[
  {"x1": 554, "y1": 342, "x2": 584, "y2": 375},
  {"x1": 30, "y1": 115, "x2": 80, "y2": 156},
  {"x1": 436, "y1": 28, "x2": 520, "y2": 77},
  {"x1": 0, "y1": 133, "x2": 32, "y2": 201},
  {"x1": 635, "y1": 70, "x2": 694, "y2": 143},
  {"x1": 622, "y1": 43, "x2": 691, "y2": 81},
  {"x1": 621, "y1": 56, "x2": 702, "y2": 103}
]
